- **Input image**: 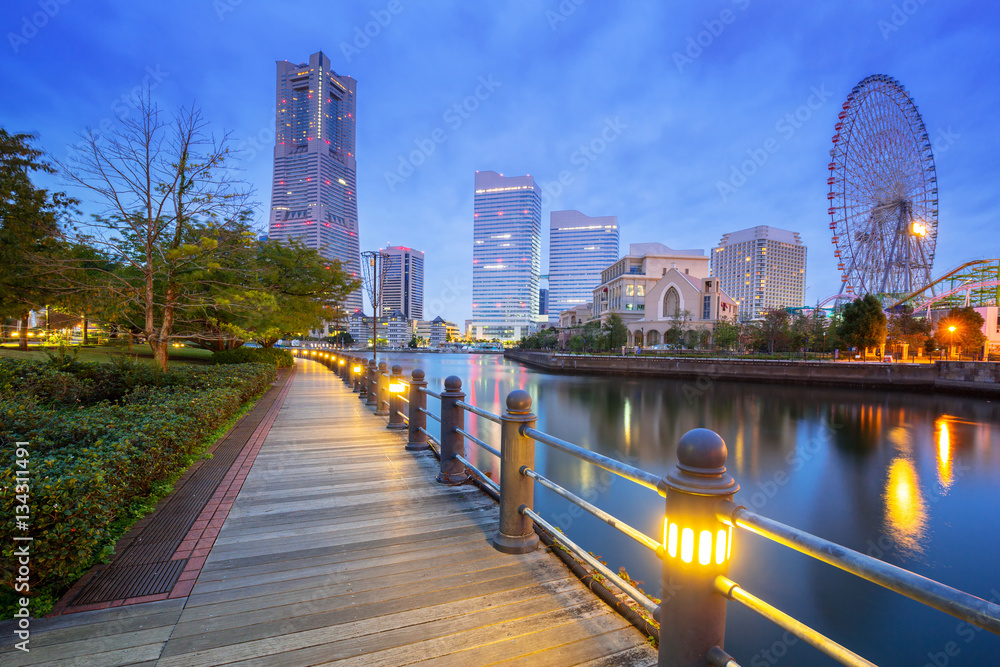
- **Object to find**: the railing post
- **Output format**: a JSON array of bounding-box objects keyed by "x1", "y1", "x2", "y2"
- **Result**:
[
  {"x1": 352, "y1": 359, "x2": 362, "y2": 392},
  {"x1": 359, "y1": 359, "x2": 371, "y2": 400},
  {"x1": 657, "y1": 428, "x2": 739, "y2": 667},
  {"x1": 387, "y1": 365, "x2": 406, "y2": 430},
  {"x1": 493, "y1": 390, "x2": 539, "y2": 554},
  {"x1": 375, "y1": 361, "x2": 390, "y2": 416},
  {"x1": 406, "y1": 369, "x2": 429, "y2": 451},
  {"x1": 437, "y1": 376, "x2": 468, "y2": 485},
  {"x1": 365, "y1": 359, "x2": 377, "y2": 406}
]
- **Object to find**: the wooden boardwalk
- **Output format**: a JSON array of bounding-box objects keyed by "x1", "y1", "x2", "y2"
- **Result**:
[{"x1": 2, "y1": 359, "x2": 657, "y2": 666}]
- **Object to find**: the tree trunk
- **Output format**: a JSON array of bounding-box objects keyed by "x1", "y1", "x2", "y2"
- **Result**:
[
  {"x1": 19, "y1": 311, "x2": 28, "y2": 351},
  {"x1": 82, "y1": 315, "x2": 89, "y2": 345},
  {"x1": 151, "y1": 339, "x2": 169, "y2": 371}
]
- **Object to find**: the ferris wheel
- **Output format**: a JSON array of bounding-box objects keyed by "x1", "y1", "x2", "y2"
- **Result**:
[{"x1": 827, "y1": 74, "x2": 938, "y2": 298}]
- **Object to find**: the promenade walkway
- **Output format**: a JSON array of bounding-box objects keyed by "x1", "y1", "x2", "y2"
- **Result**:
[{"x1": 3, "y1": 359, "x2": 657, "y2": 666}]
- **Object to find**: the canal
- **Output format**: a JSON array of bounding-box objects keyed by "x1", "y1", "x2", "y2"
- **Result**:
[{"x1": 377, "y1": 351, "x2": 1000, "y2": 665}]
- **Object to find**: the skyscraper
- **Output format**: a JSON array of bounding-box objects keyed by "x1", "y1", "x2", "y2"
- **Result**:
[
  {"x1": 267, "y1": 51, "x2": 362, "y2": 312},
  {"x1": 380, "y1": 245, "x2": 424, "y2": 320},
  {"x1": 471, "y1": 171, "x2": 541, "y2": 341},
  {"x1": 547, "y1": 210, "x2": 620, "y2": 324},
  {"x1": 711, "y1": 225, "x2": 807, "y2": 320}
]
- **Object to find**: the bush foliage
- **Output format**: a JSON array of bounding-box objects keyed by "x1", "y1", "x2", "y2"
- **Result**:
[
  {"x1": 210, "y1": 346, "x2": 293, "y2": 368},
  {"x1": 0, "y1": 357, "x2": 275, "y2": 603}
]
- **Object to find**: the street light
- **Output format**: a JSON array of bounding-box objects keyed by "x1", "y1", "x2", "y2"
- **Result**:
[{"x1": 948, "y1": 325, "x2": 957, "y2": 360}]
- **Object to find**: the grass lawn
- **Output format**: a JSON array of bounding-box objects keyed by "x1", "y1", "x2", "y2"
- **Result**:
[{"x1": 0, "y1": 343, "x2": 214, "y2": 364}]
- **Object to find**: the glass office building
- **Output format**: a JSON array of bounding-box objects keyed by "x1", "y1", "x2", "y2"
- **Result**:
[{"x1": 547, "y1": 210, "x2": 620, "y2": 324}]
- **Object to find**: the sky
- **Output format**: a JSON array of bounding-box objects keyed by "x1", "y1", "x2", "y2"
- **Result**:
[{"x1": 3, "y1": 0, "x2": 999, "y2": 327}]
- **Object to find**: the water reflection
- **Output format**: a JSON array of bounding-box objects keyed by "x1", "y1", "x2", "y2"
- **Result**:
[
  {"x1": 884, "y1": 455, "x2": 928, "y2": 555},
  {"x1": 937, "y1": 419, "x2": 953, "y2": 492}
]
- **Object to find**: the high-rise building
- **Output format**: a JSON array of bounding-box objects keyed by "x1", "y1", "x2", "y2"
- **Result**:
[
  {"x1": 548, "y1": 210, "x2": 620, "y2": 324},
  {"x1": 267, "y1": 51, "x2": 362, "y2": 312},
  {"x1": 538, "y1": 288, "x2": 548, "y2": 316},
  {"x1": 471, "y1": 171, "x2": 541, "y2": 341},
  {"x1": 711, "y1": 226, "x2": 807, "y2": 320},
  {"x1": 380, "y1": 245, "x2": 424, "y2": 320}
]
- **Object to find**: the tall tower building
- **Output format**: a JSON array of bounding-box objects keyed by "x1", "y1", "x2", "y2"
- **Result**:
[
  {"x1": 547, "y1": 210, "x2": 620, "y2": 324},
  {"x1": 268, "y1": 51, "x2": 362, "y2": 312},
  {"x1": 381, "y1": 245, "x2": 424, "y2": 320},
  {"x1": 711, "y1": 225, "x2": 807, "y2": 320},
  {"x1": 471, "y1": 171, "x2": 541, "y2": 341}
]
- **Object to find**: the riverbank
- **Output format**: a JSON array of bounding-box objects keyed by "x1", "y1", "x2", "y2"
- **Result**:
[{"x1": 505, "y1": 350, "x2": 1000, "y2": 396}]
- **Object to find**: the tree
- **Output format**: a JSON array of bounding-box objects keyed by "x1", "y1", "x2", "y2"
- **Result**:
[
  {"x1": 713, "y1": 318, "x2": 738, "y2": 352},
  {"x1": 603, "y1": 313, "x2": 628, "y2": 350},
  {"x1": 0, "y1": 130, "x2": 77, "y2": 350},
  {"x1": 760, "y1": 309, "x2": 790, "y2": 354},
  {"x1": 837, "y1": 294, "x2": 887, "y2": 355},
  {"x1": 58, "y1": 96, "x2": 253, "y2": 369},
  {"x1": 935, "y1": 307, "x2": 986, "y2": 355},
  {"x1": 887, "y1": 305, "x2": 932, "y2": 358},
  {"x1": 665, "y1": 309, "x2": 691, "y2": 347}
]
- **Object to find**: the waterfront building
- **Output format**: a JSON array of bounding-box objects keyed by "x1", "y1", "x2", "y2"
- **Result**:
[
  {"x1": 548, "y1": 210, "x2": 620, "y2": 325},
  {"x1": 268, "y1": 51, "x2": 362, "y2": 312},
  {"x1": 711, "y1": 226, "x2": 806, "y2": 320},
  {"x1": 627, "y1": 273, "x2": 739, "y2": 347},
  {"x1": 539, "y1": 288, "x2": 548, "y2": 316},
  {"x1": 557, "y1": 303, "x2": 593, "y2": 328},
  {"x1": 348, "y1": 309, "x2": 409, "y2": 348},
  {"x1": 591, "y1": 243, "x2": 709, "y2": 326},
  {"x1": 470, "y1": 171, "x2": 541, "y2": 341},
  {"x1": 412, "y1": 316, "x2": 460, "y2": 347},
  {"x1": 381, "y1": 245, "x2": 424, "y2": 320}
]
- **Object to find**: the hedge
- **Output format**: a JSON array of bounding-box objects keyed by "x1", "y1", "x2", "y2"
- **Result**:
[
  {"x1": 0, "y1": 357, "x2": 276, "y2": 602},
  {"x1": 210, "y1": 346, "x2": 294, "y2": 368}
]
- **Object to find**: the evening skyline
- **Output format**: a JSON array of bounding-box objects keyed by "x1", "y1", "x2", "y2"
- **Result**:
[{"x1": 3, "y1": 0, "x2": 999, "y2": 327}]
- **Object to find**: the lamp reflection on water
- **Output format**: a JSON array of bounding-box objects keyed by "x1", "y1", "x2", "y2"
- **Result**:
[
  {"x1": 883, "y1": 456, "x2": 928, "y2": 555},
  {"x1": 937, "y1": 419, "x2": 953, "y2": 492}
]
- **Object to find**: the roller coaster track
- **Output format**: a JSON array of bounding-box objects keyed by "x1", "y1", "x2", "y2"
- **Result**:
[{"x1": 888, "y1": 259, "x2": 1000, "y2": 310}]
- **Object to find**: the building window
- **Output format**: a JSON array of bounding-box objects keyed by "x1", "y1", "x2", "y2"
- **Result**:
[
  {"x1": 703, "y1": 295, "x2": 711, "y2": 320},
  {"x1": 663, "y1": 287, "x2": 680, "y2": 319}
]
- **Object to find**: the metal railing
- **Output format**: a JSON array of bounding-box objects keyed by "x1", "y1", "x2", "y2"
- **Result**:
[{"x1": 297, "y1": 351, "x2": 1000, "y2": 667}]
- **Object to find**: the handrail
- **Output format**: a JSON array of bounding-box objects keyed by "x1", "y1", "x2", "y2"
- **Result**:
[
  {"x1": 417, "y1": 426, "x2": 440, "y2": 449},
  {"x1": 522, "y1": 467, "x2": 660, "y2": 554},
  {"x1": 421, "y1": 387, "x2": 442, "y2": 399},
  {"x1": 717, "y1": 501, "x2": 1000, "y2": 635},
  {"x1": 522, "y1": 426, "x2": 661, "y2": 492},
  {"x1": 419, "y1": 407, "x2": 441, "y2": 423},
  {"x1": 455, "y1": 427, "x2": 500, "y2": 458},
  {"x1": 398, "y1": 395, "x2": 409, "y2": 404},
  {"x1": 715, "y1": 576, "x2": 874, "y2": 667},
  {"x1": 455, "y1": 400, "x2": 501, "y2": 424},
  {"x1": 456, "y1": 453, "x2": 499, "y2": 494},
  {"x1": 523, "y1": 507, "x2": 658, "y2": 615}
]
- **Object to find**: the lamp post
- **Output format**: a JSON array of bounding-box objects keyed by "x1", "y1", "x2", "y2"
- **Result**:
[{"x1": 948, "y1": 325, "x2": 956, "y2": 360}]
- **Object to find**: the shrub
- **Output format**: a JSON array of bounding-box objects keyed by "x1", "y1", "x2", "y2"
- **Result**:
[
  {"x1": 0, "y1": 358, "x2": 276, "y2": 605},
  {"x1": 211, "y1": 346, "x2": 293, "y2": 368}
]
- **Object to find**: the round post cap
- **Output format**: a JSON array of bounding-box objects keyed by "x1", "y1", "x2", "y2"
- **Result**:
[
  {"x1": 661, "y1": 428, "x2": 738, "y2": 496},
  {"x1": 505, "y1": 389, "x2": 532, "y2": 414}
]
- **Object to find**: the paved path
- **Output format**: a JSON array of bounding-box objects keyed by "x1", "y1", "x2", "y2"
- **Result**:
[{"x1": 2, "y1": 359, "x2": 657, "y2": 666}]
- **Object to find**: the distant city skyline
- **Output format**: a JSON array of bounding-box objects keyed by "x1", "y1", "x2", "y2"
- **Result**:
[
  {"x1": 712, "y1": 226, "x2": 807, "y2": 320},
  {"x1": 6, "y1": 2, "x2": 999, "y2": 328},
  {"x1": 380, "y1": 244, "x2": 424, "y2": 320}
]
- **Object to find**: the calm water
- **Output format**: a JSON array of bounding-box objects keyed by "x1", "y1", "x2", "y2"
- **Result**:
[{"x1": 375, "y1": 352, "x2": 1000, "y2": 666}]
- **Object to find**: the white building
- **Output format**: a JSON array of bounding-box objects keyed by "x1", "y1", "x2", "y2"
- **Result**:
[
  {"x1": 711, "y1": 226, "x2": 806, "y2": 320},
  {"x1": 470, "y1": 171, "x2": 541, "y2": 341},
  {"x1": 591, "y1": 243, "x2": 710, "y2": 326},
  {"x1": 547, "y1": 210, "x2": 619, "y2": 325},
  {"x1": 628, "y1": 273, "x2": 739, "y2": 347},
  {"x1": 348, "y1": 309, "x2": 409, "y2": 348}
]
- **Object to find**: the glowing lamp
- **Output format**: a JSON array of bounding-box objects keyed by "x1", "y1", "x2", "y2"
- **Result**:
[
  {"x1": 353, "y1": 365, "x2": 362, "y2": 374},
  {"x1": 948, "y1": 325, "x2": 956, "y2": 333},
  {"x1": 389, "y1": 381, "x2": 405, "y2": 393},
  {"x1": 911, "y1": 221, "x2": 927, "y2": 236},
  {"x1": 660, "y1": 429, "x2": 739, "y2": 568},
  {"x1": 339, "y1": 359, "x2": 345, "y2": 365}
]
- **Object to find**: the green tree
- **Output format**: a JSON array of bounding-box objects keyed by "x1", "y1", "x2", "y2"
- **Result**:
[
  {"x1": 837, "y1": 294, "x2": 887, "y2": 354},
  {"x1": 713, "y1": 318, "x2": 738, "y2": 351},
  {"x1": 887, "y1": 305, "x2": 932, "y2": 358},
  {"x1": 603, "y1": 313, "x2": 628, "y2": 350},
  {"x1": 935, "y1": 307, "x2": 986, "y2": 355},
  {"x1": 760, "y1": 309, "x2": 791, "y2": 354},
  {"x1": 0, "y1": 130, "x2": 77, "y2": 350}
]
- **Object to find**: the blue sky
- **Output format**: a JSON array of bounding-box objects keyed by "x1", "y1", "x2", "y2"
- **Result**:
[{"x1": 3, "y1": 0, "x2": 998, "y2": 326}]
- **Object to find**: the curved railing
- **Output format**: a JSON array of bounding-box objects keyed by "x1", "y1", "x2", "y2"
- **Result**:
[{"x1": 293, "y1": 349, "x2": 1000, "y2": 667}]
